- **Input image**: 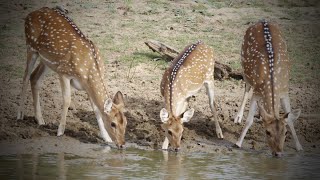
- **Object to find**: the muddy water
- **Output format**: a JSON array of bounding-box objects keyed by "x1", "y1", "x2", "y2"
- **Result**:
[{"x1": 0, "y1": 148, "x2": 319, "y2": 179}]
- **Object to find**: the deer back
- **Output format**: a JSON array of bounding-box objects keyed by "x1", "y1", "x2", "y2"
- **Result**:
[
  {"x1": 241, "y1": 20, "x2": 290, "y2": 117},
  {"x1": 161, "y1": 41, "x2": 214, "y2": 117},
  {"x1": 25, "y1": 7, "x2": 107, "y2": 107}
]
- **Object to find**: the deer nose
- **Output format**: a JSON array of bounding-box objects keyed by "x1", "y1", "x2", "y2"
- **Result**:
[
  {"x1": 274, "y1": 152, "x2": 283, "y2": 157},
  {"x1": 118, "y1": 144, "x2": 125, "y2": 149},
  {"x1": 174, "y1": 148, "x2": 180, "y2": 152}
]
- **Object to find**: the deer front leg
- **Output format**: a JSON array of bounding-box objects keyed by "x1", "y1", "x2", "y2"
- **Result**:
[
  {"x1": 57, "y1": 76, "x2": 71, "y2": 136},
  {"x1": 89, "y1": 98, "x2": 112, "y2": 143},
  {"x1": 234, "y1": 83, "x2": 252, "y2": 124},
  {"x1": 30, "y1": 62, "x2": 48, "y2": 125},
  {"x1": 17, "y1": 50, "x2": 38, "y2": 120},
  {"x1": 162, "y1": 136, "x2": 169, "y2": 150},
  {"x1": 236, "y1": 96, "x2": 258, "y2": 148},
  {"x1": 204, "y1": 80, "x2": 223, "y2": 139},
  {"x1": 281, "y1": 96, "x2": 303, "y2": 151}
]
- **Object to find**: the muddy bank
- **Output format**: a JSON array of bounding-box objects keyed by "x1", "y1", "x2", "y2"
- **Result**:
[
  {"x1": 0, "y1": 0, "x2": 319, "y2": 156},
  {"x1": 1, "y1": 62, "x2": 319, "y2": 155}
]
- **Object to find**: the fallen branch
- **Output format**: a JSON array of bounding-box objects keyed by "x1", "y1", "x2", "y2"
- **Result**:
[{"x1": 145, "y1": 40, "x2": 243, "y2": 80}]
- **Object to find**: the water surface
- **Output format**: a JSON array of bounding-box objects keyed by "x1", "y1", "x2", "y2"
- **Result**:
[{"x1": 0, "y1": 148, "x2": 319, "y2": 179}]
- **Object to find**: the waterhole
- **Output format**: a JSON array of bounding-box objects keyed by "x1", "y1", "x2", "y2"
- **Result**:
[{"x1": 0, "y1": 148, "x2": 319, "y2": 179}]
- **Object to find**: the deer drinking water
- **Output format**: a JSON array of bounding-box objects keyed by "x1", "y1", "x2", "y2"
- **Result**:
[
  {"x1": 234, "y1": 20, "x2": 302, "y2": 156},
  {"x1": 17, "y1": 7, "x2": 127, "y2": 148},
  {"x1": 160, "y1": 41, "x2": 223, "y2": 151}
]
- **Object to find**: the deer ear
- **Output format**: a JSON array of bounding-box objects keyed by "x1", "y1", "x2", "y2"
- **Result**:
[
  {"x1": 160, "y1": 108, "x2": 169, "y2": 123},
  {"x1": 285, "y1": 109, "x2": 301, "y2": 123},
  {"x1": 104, "y1": 98, "x2": 113, "y2": 114},
  {"x1": 181, "y1": 108, "x2": 194, "y2": 123},
  {"x1": 113, "y1": 91, "x2": 125, "y2": 106}
]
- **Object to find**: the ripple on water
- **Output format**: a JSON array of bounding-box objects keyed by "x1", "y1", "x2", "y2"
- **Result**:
[{"x1": 0, "y1": 149, "x2": 319, "y2": 179}]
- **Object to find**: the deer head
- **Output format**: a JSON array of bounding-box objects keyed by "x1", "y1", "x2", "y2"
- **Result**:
[
  {"x1": 258, "y1": 103, "x2": 301, "y2": 157},
  {"x1": 160, "y1": 108, "x2": 194, "y2": 151},
  {"x1": 103, "y1": 91, "x2": 127, "y2": 148}
]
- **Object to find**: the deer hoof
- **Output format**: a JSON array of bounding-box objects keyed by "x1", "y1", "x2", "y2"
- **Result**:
[
  {"x1": 233, "y1": 115, "x2": 242, "y2": 124},
  {"x1": 235, "y1": 141, "x2": 242, "y2": 148},
  {"x1": 37, "y1": 118, "x2": 45, "y2": 125},
  {"x1": 217, "y1": 133, "x2": 224, "y2": 139},
  {"x1": 216, "y1": 128, "x2": 224, "y2": 139},
  {"x1": 17, "y1": 111, "x2": 24, "y2": 120},
  {"x1": 296, "y1": 144, "x2": 303, "y2": 151},
  {"x1": 57, "y1": 124, "x2": 65, "y2": 136},
  {"x1": 101, "y1": 133, "x2": 112, "y2": 143}
]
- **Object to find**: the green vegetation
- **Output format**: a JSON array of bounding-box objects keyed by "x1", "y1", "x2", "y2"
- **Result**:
[
  {"x1": 0, "y1": 64, "x2": 24, "y2": 78},
  {"x1": 1, "y1": 0, "x2": 318, "y2": 85}
]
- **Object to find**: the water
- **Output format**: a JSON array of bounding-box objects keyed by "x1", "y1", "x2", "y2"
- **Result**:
[{"x1": 0, "y1": 148, "x2": 319, "y2": 179}]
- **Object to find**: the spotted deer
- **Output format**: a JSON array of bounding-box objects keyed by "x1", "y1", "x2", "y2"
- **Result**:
[
  {"x1": 16, "y1": 7, "x2": 127, "y2": 148},
  {"x1": 234, "y1": 20, "x2": 302, "y2": 156},
  {"x1": 160, "y1": 41, "x2": 223, "y2": 151}
]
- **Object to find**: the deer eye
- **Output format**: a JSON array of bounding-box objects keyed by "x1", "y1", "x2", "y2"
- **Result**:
[
  {"x1": 111, "y1": 122, "x2": 116, "y2": 128},
  {"x1": 168, "y1": 130, "x2": 172, "y2": 136},
  {"x1": 266, "y1": 130, "x2": 271, "y2": 136}
]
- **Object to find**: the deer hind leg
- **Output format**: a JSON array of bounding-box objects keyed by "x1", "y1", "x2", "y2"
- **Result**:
[
  {"x1": 30, "y1": 62, "x2": 48, "y2": 125},
  {"x1": 281, "y1": 95, "x2": 303, "y2": 151},
  {"x1": 57, "y1": 76, "x2": 71, "y2": 136},
  {"x1": 204, "y1": 80, "x2": 223, "y2": 139},
  {"x1": 235, "y1": 95, "x2": 258, "y2": 148},
  {"x1": 17, "y1": 49, "x2": 38, "y2": 120},
  {"x1": 234, "y1": 82, "x2": 252, "y2": 124}
]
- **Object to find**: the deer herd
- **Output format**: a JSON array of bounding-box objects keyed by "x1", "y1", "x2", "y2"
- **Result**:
[{"x1": 16, "y1": 7, "x2": 303, "y2": 157}]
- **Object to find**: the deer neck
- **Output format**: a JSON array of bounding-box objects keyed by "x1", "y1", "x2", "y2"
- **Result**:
[{"x1": 85, "y1": 76, "x2": 108, "y2": 111}]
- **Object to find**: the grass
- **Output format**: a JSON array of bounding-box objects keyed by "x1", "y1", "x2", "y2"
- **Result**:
[
  {"x1": 279, "y1": 7, "x2": 320, "y2": 84},
  {"x1": 91, "y1": 1, "x2": 318, "y2": 85},
  {"x1": 122, "y1": 51, "x2": 160, "y2": 65},
  {"x1": 0, "y1": 64, "x2": 24, "y2": 78},
  {"x1": 207, "y1": 1, "x2": 230, "y2": 9},
  {"x1": 2, "y1": 0, "x2": 317, "y2": 87},
  {"x1": 121, "y1": 51, "x2": 166, "y2": 81},
  {"x1": 288, "y1": 40, "x2": 320, "y2": 83},
  {"x1": 228, "y1": 61, "x2": 242, "y2": 70}
]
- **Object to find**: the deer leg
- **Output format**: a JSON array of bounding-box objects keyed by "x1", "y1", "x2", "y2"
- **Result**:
[
  {"x1": 162, "y1": 137, "x2": 169, "y2": 150},
  {"x1": 89, "y1": 98, "x2": 112, "y2": 143},
  {"x1": 234, "y1": 83, "x2": 252, "y2": 124},
  {"x1": 57, "y1": 76, "x2": 71, "y2": 136},
  {"x1": 204, "y1": 80, "x2": 223, "y2": 139},
  {"x1": 281, "y1": 95, "x2": 303, "y2": 151},
  {"x1": 235, "y1": 95, "x2": 258, "y2": 148},
  {"x1": 17, "y1": 49, "x2": 38, "y2": 120},
  {"x1": 30, "y1": 62, "x2": 48, "y2": 125}
]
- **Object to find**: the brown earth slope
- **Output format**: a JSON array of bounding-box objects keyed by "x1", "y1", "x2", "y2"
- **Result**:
[{"x1": 0, "y1": 0, "x2": 319, "y2": 155}]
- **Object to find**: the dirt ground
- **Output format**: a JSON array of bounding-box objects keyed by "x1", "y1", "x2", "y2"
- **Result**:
[{"x1": 0, "y1": 0, "x2": 319, "y2": 156}]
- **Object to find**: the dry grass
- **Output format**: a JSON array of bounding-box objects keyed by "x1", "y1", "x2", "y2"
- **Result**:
[{"x1": 0, "y1": 0, "x2": 319, "y2": 85}]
